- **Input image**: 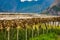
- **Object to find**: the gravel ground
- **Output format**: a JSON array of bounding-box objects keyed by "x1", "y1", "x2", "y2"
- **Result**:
[{"x1": 0, "y1": 13, "x2": 59, "y2": 20}]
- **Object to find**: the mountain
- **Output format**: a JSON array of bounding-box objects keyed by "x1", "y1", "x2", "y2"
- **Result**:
[{"x1": 44, "y1": 0, "x2": 60, "y2": 16}]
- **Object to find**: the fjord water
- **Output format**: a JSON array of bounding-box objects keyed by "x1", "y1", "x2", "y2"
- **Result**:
[{"x1": 0, "y1": 0, "x2": 54, "y2": 13}]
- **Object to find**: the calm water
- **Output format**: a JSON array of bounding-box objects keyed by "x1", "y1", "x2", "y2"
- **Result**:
[{"x1": 0, "y1": 0, "x2": 54, "y2": 13}]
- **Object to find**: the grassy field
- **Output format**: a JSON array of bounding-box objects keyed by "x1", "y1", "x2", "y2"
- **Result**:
[
  {"x1": 0, "y1": 22, "x2": 60, "y2": 40},
  {"x1": 0, "y1": 14, "x2": 59, "y2": 40}
]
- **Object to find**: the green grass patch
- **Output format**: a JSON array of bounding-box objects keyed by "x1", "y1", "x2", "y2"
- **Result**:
[{"x1": 29, "y1": 32, "x2": 57, "y2": 40}]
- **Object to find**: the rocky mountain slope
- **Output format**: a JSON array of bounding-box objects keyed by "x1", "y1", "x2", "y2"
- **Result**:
[{"x1": 45, "y1": 0, "x2": 60, "y2": 16}]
